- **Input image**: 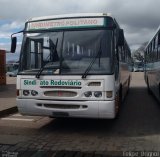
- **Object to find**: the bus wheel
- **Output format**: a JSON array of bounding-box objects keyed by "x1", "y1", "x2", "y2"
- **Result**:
[
  {"x1": 159, "y1": 83, "x2": 160, "y2": 97},
  {"x1": 127, "y1": 76, "x2": 131, "y2": 94},
  {"x1": 115, "y1": 90, "x2": 122, "y2": 118},
  {"x1": 147, "y1": 78, "x2": 151, "y2": 95}
]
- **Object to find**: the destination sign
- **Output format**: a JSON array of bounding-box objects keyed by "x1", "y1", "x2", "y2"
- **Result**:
[{"x1": 27, "y1": 18, "x2": 104, "y2": 30}]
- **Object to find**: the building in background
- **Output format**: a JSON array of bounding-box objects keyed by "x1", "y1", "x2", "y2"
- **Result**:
[{"x1": 0, "y1": 50, "x2": 6, "y2": 85}]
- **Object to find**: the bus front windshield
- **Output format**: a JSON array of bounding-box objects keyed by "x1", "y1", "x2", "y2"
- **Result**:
[{"x1": 19, "y1": 29, "x2": 113, "y2": 75}]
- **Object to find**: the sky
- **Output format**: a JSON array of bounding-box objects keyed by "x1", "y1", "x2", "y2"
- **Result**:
[{"x1": 0, "y1": 0, "x2": 160, "y2": 61}]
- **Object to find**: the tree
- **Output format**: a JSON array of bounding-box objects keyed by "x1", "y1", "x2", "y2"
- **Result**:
[{"x1": 132, "y1": 42, "x2": 148, "y2": 62}]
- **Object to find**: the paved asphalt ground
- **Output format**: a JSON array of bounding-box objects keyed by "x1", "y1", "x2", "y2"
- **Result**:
[
  {"x1": 0, "y1": 73, "x2": 160, "y2": 157},
  {"x1": 0, "y1": 77, "x2": 17, "y2": 115}
]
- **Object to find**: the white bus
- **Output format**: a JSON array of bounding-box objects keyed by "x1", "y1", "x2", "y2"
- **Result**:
[
  {"x1": 133, "y1": 61, "x2": 144, "y2": 72},
  {"x1": 11, "y1": 13, "x2": 132, "y2": 119},
  {"x1": 144, "y1": 25, "x2": 160, "y2": 100}
]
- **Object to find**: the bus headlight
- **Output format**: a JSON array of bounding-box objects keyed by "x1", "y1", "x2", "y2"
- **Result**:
[
  {"x1": 23, "y1": 90, "x2": 30, "y2": 96},
  {"x1": 94, "y1": 91, "x2": 102, "y2": 98},
  {"x1": 31, "y1": 90, "x2": 38, "y2": 96},
  {"x1": 84, "y1": 91, "x2": 92, "y2": 97}
]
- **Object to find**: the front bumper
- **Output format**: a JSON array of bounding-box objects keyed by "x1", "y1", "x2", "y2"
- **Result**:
[{"x1": 17, "y1": 99, "x2": 116, "y2": 119}]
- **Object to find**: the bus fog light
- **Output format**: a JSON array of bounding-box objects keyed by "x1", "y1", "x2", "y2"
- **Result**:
[
  {"x1": 106, "y1": 91, "x2": 113, "y2": 98},
  {"x1": 84, "y1": 91, "x2": 92, "y2": 97},
  {"x1": 94, "y1": 91, "x2": 102, "y2": 98},
  {"x1": 31, "y1": 90, "x2": 38, "y2": 96},
  {"x1": 23, "y1": 90, "x2": 30, "y2": 96}
]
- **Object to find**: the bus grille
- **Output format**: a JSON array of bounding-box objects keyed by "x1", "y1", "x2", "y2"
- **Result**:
[
  {"x1": 44, "y1": 104, "x2": 80, "y2": 109},
  {"x1": 44, "y1": 91, "x2": 77, "y2": 97},
  {"x1": 88, "y1": 82, "x2": 101, "y2": 86},
  {"x1": 37, "y1": 104, "x2": 88, "y2": 109}
]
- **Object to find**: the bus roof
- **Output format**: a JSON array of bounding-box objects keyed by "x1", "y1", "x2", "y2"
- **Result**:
[{"x1": 28, "y1": 13, "x2": 112, "y2": 22}]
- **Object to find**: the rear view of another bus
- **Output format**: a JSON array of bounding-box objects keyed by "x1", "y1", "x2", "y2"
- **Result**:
[{"x1": 134, "y1": 61, "x2": 144, "y2": 72}]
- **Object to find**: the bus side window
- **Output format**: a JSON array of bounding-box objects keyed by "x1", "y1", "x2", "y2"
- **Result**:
[
  {"x1": 122, "y1": 45, "x2": 125, "y2": 62},
  {"x1": 150, "y1": 43, "x2": 152, "y2": 62},
  {"x1": 147, "y1": 48, "x2": 150, "y2": 63},
  {"x1": 158, "y1": 46, "x2": 160, "y2": 61},
  {"x1": 153, "y1": 38, "x2": 157, "y2": 61},
  {"x1": 158, "y1": 32, "x2": 160, "y2": 60},
  {"x1": 158, "y1": 32, "x2": 160, "y2": 46},
  {"x1": 118, "y1": 46, "x2": 122, "y2": 62},
  {"x1": 155, "y1": 36, "x2": 158, "y2": 60}
]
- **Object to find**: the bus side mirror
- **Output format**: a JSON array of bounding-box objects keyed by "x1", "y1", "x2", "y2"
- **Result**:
[
  {"x1": 11, "y1": 37, "x2": 17, "y2": 53},
  {"x1": 117, "y1": 29, "x2": 124, "y2": 46}
]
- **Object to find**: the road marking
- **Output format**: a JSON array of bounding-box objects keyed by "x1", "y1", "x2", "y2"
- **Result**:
[
  {"x1": 0, "y1": 113, "x2": 43, "y2": 122},
  {"x1": 12, "y1": 113, "x2": 22, "y2": 117},
  {"x1": 1, "y1": 117, "x2": 34, "y2": 121}
]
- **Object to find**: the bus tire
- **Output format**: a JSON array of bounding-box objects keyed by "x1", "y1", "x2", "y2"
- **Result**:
[
  {"x1": 115, "y1": 89, "x2": 122, "y2": 119},
  {"x1": 127, "y1": 76, "x2": 131, "y2": 94},
  {"x1": 159, "y1": 83, "x2": 160, "y2": 97},
  {"x1": 147, "y1": 78, "x2": 151, "y2": 95}
]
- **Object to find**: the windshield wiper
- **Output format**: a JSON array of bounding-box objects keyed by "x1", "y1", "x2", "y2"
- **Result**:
[
  {"x1": 36, "y1": 39, "x2": 58, "y2": 78},
  {"x1": 82, "y1": 42, "x2": 102, "y2": 79},
  {"x1": 35, "y1": 64, "x2": 50, "y2": 79}
]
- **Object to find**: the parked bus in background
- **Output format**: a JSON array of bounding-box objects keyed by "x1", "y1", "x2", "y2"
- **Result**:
[
  {"x1": 144, "y1": 25, "x2": 160, "y2": 100},
  {"x1": 11, "y1": 13, "x2": 132, "y2": 119},
  {"x1": 133, "y1": 61, "x2": 144, "y2": 72},
  {"x1": 6, "y1": 62, "x2": 19, "y2": 77}
]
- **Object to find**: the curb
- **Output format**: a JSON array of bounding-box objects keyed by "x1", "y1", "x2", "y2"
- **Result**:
[{"x1": 0, "y1": 106, "x2": 18, "y2": 118}]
